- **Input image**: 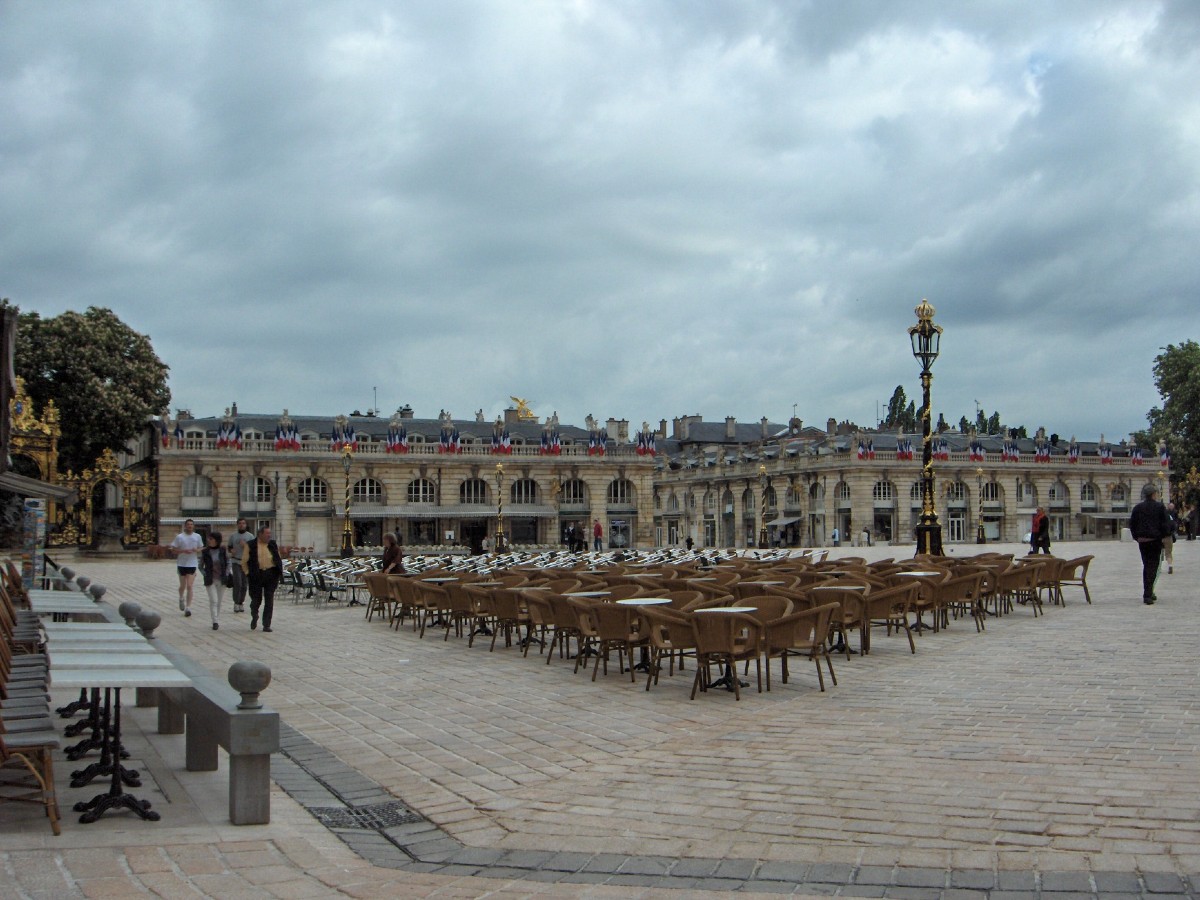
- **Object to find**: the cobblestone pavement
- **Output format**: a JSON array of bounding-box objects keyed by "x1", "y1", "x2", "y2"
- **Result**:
[{"x1": 2, "y1": 540, "x2": 1197, "y2": 898}]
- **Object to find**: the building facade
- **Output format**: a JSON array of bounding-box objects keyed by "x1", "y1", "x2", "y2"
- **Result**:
[
  {"x1": 652, "y1": 415, "x2": 1170, "y2": 548},
  {"x1": 155, "y1": 406, "x2": 656, "y2": 554}
]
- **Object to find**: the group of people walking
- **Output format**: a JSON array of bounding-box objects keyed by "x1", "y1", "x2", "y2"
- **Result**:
[{"x1": 168, "y1": 518, "x2": 281, "y2": 631}]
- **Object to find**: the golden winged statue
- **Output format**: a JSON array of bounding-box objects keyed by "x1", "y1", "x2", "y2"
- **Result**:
[{"x1": 510, "y1": 396, "x2": 538, "y2": 421}]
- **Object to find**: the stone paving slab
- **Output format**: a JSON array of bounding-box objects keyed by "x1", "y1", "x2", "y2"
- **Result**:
[{"x1": 2, "y1": 539, "x2": 1198, "y2": 897}]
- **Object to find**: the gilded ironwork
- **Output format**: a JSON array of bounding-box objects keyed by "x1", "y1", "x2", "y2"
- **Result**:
[
  {"x1": 48, "y1": 448, "x2": 156, "y2": 548},
  {"x1": 7, "y1": 376, "x2": 63, "y2": 522}
]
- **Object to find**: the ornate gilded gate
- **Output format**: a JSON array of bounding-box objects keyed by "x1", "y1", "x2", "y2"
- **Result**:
[{"x1": 49, "y1": 449, "x2": 156, "y2": 548}]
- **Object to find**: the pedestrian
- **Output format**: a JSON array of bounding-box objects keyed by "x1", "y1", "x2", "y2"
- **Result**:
[
  {"x1": 592, "y1": 519, "x2": 603, "y2": 552},
  {"x1": 1129, "y1": 483, "x2": 1172, "y2": 605},
  {"x1": 685, "y1": 535, "x2": 694, "y2": 551},
  {"x1": 381, "y1": 531, "x2": 404, "y2": 574},
  {"x1": 168, "y1": 518, "x2": 204, "y2": 617},
  {"x1": 227, "y1": 517, "x2": 251, "y2": 613},
  {"x1": 831, "y1": 526, "x2": 840, "y2": 547},
  {"x1": 199, "y1": 530, "x2": 231, "y2": 630},
  {"x1": 1034, "y1": 507, "x2": 1051, "y2": 555},
  {"x1": 242, "y1": 524, "x2": 283, "y2": 632},
  {"x1": 1162, "y1": 502, "x2": 1179, "y2": 574},
  {"x1": 564, "y1": 522, "x2": 576, "y2": 552}
]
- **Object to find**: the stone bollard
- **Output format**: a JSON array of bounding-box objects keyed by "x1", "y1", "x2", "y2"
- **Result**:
[
  {"x1": 88, "y1": 583, "x2": 107, "y2": 602},
  {"x1": 229, "y1": 660, "x2": 272, "y2": 709},
  {"x1": 227, "y1": 661, "x2": 275, "y2": 824},
  {"x1": 135, "y1": 609, "x2": 162, "y2": 638},
  {"x1": 118, "y1": 601, "x2": 142, "y2": 627},
  {"x1": 60, "y1": 566, "x2": 75, "y2": 580},
  {"x1": 75, "y1": 575, "x2": 91, "y2": 593}
]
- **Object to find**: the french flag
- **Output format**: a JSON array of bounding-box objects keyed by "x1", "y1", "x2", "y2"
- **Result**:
[
  {"x1": 857, "y1": 439, "x2": 865, "y2": 460},
  {"x1": 160, "y1": 418, "x2": 170, "y2": 448},
  {"x1": 1068, "y1": 443, "x2": 1079, "y2": 463},
  {"x1": 1160, "y1": 445, "x2": 1170, "y2": 467},
  {"x1": 1131, "y1": 447, "x2": 1144, "y2": 466}
]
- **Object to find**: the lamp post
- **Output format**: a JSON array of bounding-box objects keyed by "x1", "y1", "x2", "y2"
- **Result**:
[
  {"x1": 758, "y1": 464, "x2": 769, "y2": 549},
  {"x1": 908, "y1": 299, "x2": 944, "y2": 556},
  {"x1": 975, "y1": 467, "x2": 986, "y2": 544},
  {"x1": 494, "y1": 463, "x2": 506, "y2": 554},
  {"x1": 340, "y1": 445, "x2": 354, "y2": 558}
]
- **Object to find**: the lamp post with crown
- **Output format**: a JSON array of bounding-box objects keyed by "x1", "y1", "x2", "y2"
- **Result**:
[{"x1": 909, "y1": 299, "x2": 944, "y2": 556}]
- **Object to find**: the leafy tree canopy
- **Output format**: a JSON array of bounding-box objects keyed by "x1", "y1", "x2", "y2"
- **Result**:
[
  {"x1": 1146, "y1": 340, "x2": 1200, "y2": 477},
  {"x1": 12, "y1": 305, "x2": 170, "y2": 474}
]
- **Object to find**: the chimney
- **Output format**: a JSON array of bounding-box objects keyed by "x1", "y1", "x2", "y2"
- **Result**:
[
  {"x1": 725, "y1": 416, "x2": 737, "y2": 439},
  {"x1": 760, "y1": 416, "x2": 769, "y2": 439},
  {"x1": 231, "y1": 402, "x2": 238, "y2": 417},
  {"x1": 827, "y1": 417, "x2": 837, "y2": 435},
  {"x1": 617, "y1": 419, "x2": 629, "y2": 443},
  {"x1": 672, "y1": 417, "x2": 681, "y2": 439},
  {"x1": 505, "y1": 407, "x2": 521, "y2": 426},
  {"x1": 399, "y1": 405, "x2": 414, "y2": 420},
  {"x1": 679, "y1": 417, "x2": 690, "y2": 441},
  {"x1": 659, "y1": 419, "x2": 667, "y2": 437}
]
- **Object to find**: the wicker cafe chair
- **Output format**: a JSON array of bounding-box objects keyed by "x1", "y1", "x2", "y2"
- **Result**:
[
  {"x1": 860, "y1": 582, "x2": 919, "y2": 654},
  {"x1": 731, "y1": 594, "x2": 793, "y2": 624},
  {"x1": 638, "y1": 606, "x2": 698, "y2": 691},
  {"x1": 1057, "y1": 555, "x2": 1095, "y2": 604},
  {"x1": 0, "y1": 727, "x2": 61, "y2": 835},
  {"x1": 690, "y1": 611, "x2": 763, "y2": 701},
  {"x1": 584, "y1": 601, "x2": 647, "y2": 682},
  {"x1": 386, "y1": 575, "x2": 420, "y2": 630},
  {"x1": 362, "y1": 573, "x2": 394, "y2": 623},
  {"x1": 761, "y1": 601, "x2": 839, "y2": 692},
  {"x1": 995, "y1": 561, "x2": 1043, "y2": 617}
]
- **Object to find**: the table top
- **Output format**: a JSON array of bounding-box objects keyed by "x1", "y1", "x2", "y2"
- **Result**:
[
  {"x1": 43, "y1": 622, "x2": 134, "y2": 633},
  {"x1": 895, "y1": 571, "x2": 940, "y2": 577},
  {"x1": 50, "y1": 665, "x2": 192, "y2": 690},
  {"x1": 422, "y1": 577, "x2": 458, "y2": 583},
  {"x1": 813, "y1": 584, "x2": 867, "y2": 590},
  {"x1": 48, "y1": 651, "x2": 182, "y2": 668},
  {"x1": 696, "y1": 606, "x2": 756, "y2": 614},
  {"x1": 565, "y1": 591, "x2": 610, "y2": 597},
  {"x1": 616, "y1": 597, "x2": 672, "y2": 606}
]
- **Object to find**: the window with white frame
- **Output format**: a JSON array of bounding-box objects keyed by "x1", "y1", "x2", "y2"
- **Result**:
[
  {"x1": 181, "y1": 475, "x2": 214, "y2": 511},
  {"x1": 460, "y1": 479, "x2": 488, "y2": 505},
  {"x1": 607, "y1": 479, "x2": 634, "y2": 506},
  {"x1": 296, "y1": 477, "x2": 328, "y2": 504},
  {"x1": 354, "y1": 478, "x2": 385, "y2": 504},
  {"x1": 873, "y1": 481, "x2": 894, "y2": 501},
  {"x1": 981, "y1": 482, "x2": 1001, "y2": 502},
  {"x1": 561, "y1": 479, "x2": 587, "y2": 505},
  {"x1": 835, "y1": 482, "x2": 851, "y2": 500},
  {"x1": 406, "y1": 478, "x2": 434, "y2": 504},
  {"x1": 511, "y1": 478, "x2": 538, "y2": 505},
  {"x1": 240, "y1": 476, "x2": 273, "y2": 505}
]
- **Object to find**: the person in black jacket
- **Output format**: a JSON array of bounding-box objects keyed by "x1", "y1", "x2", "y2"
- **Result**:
[
  {"x1": 242, "y1": 524, "x2": 283, "y2": 631},
  {"x1": 198, "y1": 530, "x2": 230, "y2": 631},
  {"x1": 1129, "y1": 483, "x2": 1172, "y2": 604}
]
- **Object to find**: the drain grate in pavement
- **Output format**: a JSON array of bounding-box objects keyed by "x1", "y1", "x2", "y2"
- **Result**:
[{"x1": 310, "y1": 801, "x2": 423, "y2": 830}]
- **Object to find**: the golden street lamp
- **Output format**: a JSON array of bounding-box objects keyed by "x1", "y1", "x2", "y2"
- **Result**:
[
  {"x1": 758, "y1": 464, "x2": 769, "y2": 549},
  {"x1": 908, "y1": 299, "x2": 944, "y2": 556},
  {"x1": 975, "y1": 467, "x2": 986, "y2": 545},
  {"x1": 340, "y1": 445, "x2": 354, "y2": 558},
  {"x1": 494, "y1": 462, "x2": 506, "y2": 554}
]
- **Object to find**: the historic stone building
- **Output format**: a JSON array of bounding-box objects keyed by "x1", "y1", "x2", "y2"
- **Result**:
[
  {"x1": 154, "y1": 404, "x2": 656, "y2": 554},
  {"x1": 652, "y1": 415, "x2": 1170, "y2": 548}
]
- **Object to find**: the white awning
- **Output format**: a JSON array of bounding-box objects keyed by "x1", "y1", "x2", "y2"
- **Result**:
[
  {"x1": 767, "y1": 516, "x2": 800, "y2": 528},
  {"x1": 0, "y1": 471, "x2": 76, "y2": 502}
]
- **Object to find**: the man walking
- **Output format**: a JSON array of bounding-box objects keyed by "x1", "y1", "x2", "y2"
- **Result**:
[
  {"x1": 228, "y1": 518, "x2": 252, "y2": 613},
  {"x1": 592, "y1": 519, "x2": 603, "y2": 552},
  {"x1": 168, "y1": 518, "x2": 204, "y2": 617},
  {"x1": 1129, "y1": 483, "x2": 1172, "y2": 605},
  {"x1": 243, "y1": 524, "x2": 282, "y2": 631}
]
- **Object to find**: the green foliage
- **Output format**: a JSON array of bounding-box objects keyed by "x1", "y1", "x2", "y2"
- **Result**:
[
  {"x1": 935, "y1": 412, "x2": 948, "y2": 433},
  {"x1": 14, "y1": 306, "x2": 170, "y2": 474},
  {"x1": 958, "y1": 415, "x2": 970, "y2": 433},
  {"x1": 1146, "y1": 340, "x2": 1200, "y2": 476}
]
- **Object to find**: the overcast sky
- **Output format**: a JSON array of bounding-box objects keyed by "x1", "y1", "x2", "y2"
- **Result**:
[{"x1": 3, "y1": 1, "x2": 1196, "y2": 441}]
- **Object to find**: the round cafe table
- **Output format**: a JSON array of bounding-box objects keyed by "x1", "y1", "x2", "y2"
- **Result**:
[
  {"x1": 617, "y1": 598, "x2": 673, "y2": 670},
  {"x1": 892, "y1": 571, "x2": 942, "y2": 631}
]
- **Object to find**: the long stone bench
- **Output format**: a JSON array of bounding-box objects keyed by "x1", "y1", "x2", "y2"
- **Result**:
[{"x1": 152, "y1": 661, "x2": 279, "y2": 825}]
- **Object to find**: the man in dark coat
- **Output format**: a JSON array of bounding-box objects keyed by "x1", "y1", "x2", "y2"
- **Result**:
[
  {"x1": 1129, "y1": 483, "x2": 1172, "y2": 605},
  {"x1": 242, "y1": 524, "x2": 283, "y2": 631}
]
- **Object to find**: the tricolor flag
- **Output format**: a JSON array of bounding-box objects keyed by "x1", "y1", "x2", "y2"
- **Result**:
[
  {"x1": 1100, "y1": 445, "x2": 1113, "y2": 465},
  {"x1": 857, "y1": 439, "x2": 866, "y2": 460},
  {"x1": 397, "y1": 426, "x2": 409, "y2": 453},
  {"x1": 216, "y1": 422, "x2": 230, "y2": 449},
  {"x1": 969, "y1": 440, "x2": 984, "y2": 462},
  {"x1": 1160, "y1": 444, "x2": 1170, "y2": 467},
  {"x1": 274, "y1": 424, "x2": 285, "y2": 451},
  {"x1": 160, "y1": 418, "x2": 170, "y2": 448},
  {"x1": 174, "y1": 423, "x2": 184, "y2": 447},
  {"x1": 1068, "y1": 443, "x2": 1079, "y2": 463},
  {"x1": 867, "y1": 439, "x2": 875, "y2": 460},
  {"x1": 1131, "y1": 447, "x2": 1144, "y2": 466},
  {"x1": 589, "y1": 429, "x2": 607, "y2": 457},
  {"x1": 937, "y1": 437, "x2": 950, "y2": 461},
  {"x1": 231, "y1": 423, "x2": 243, "y2": 450}
]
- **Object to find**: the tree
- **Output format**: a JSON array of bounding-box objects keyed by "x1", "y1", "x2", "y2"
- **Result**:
[
  {"x1": 1147, "y1": 340, "x2": 1200, "y2": 476},
  {"x1": 13, "y1": 306, "x2": 171, "y2": 474},
  {"x1": 935, "y1": 413, "x2": 949, "y2": 433},
  {"x1": 884, "y1": 386, "x2": 907, "y2": 428},
  {"x1": 958, "y1": 416, "x2": 971, "y2": 433}
]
